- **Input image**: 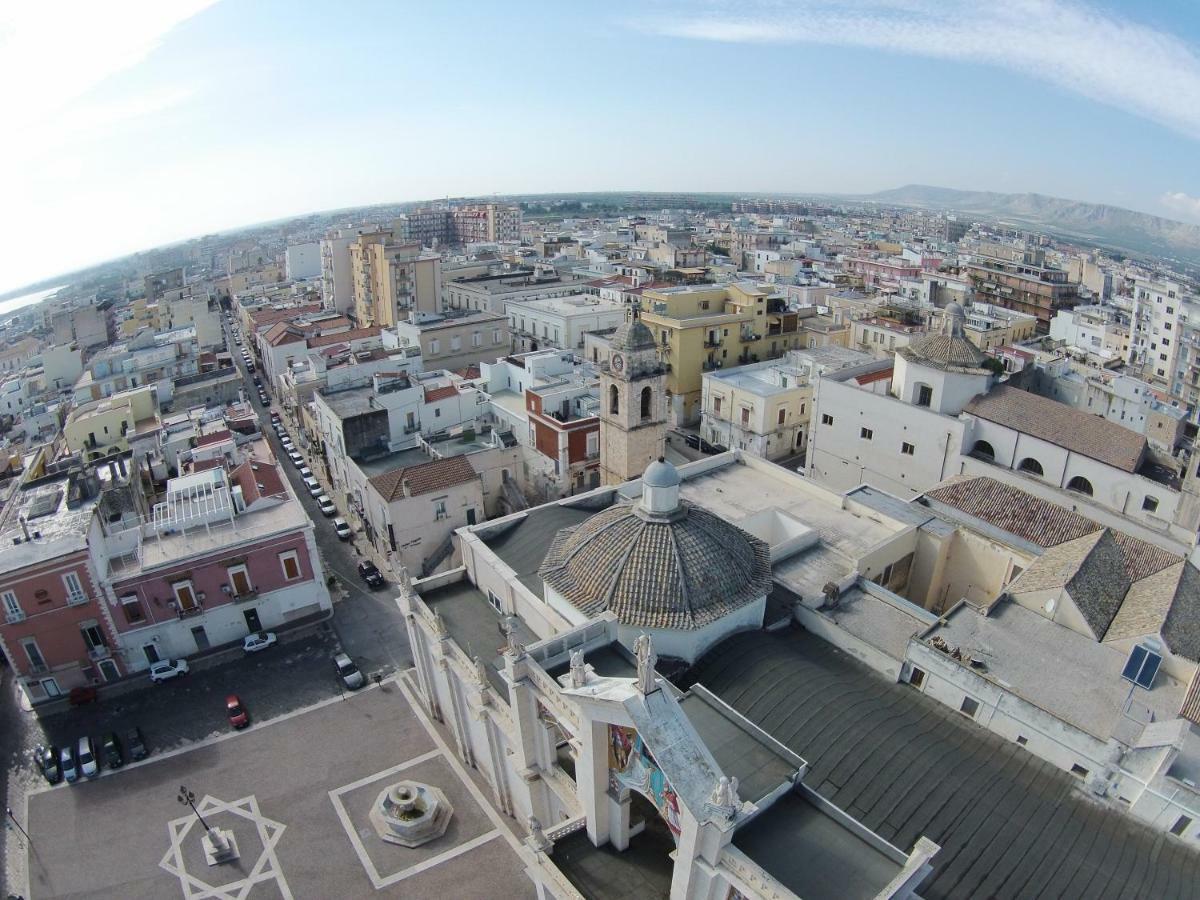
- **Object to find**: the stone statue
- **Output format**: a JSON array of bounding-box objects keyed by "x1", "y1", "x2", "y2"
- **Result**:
[
  {"x1": 473, "y1": 656, "x2": 489, "y2": 688},
  {"x1": 569, "y1": 649, "x2": 586, "y2": 688},
  {"x1": 634, "y1": 633, "x2": 657, "y2": 694},
  {"x1": 708, "y1": 775, "x2": 741, "y2": 820},
  {"x1": 527, "y1": 814, "x2": 552, "y2": 853},
  {"x1": 504, "y1": 622, "x2": 525, "y2": 658}
]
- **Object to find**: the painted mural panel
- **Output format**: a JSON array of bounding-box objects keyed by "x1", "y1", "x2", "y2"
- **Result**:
[{"x1": 607, "y1": 724, "x2": 681, "y2": 838}]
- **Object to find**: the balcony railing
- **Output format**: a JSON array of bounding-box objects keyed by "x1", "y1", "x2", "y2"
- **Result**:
[
  {"x1": 67, "y1": 594, "x2": 89, "y2": 607},
  {"x1": 5, "y1": 610, "x2": 25, "y2": 624},
  {"x1": 87, "y1": 645, "x2": 111, "y2": 662},
  {"x1": 28, "y1": 662, "x2": 48, "y2": 675}
]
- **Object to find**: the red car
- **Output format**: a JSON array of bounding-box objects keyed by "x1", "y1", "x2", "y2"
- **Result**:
[{"x1": 226, "y1": 694, "x2": 249, "y2": 729}]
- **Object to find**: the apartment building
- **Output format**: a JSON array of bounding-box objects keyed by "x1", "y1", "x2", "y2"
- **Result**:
[
  {"x1": 284, "y1": 241, "x2": 321, "y2": 280},
  {"x1": 320, "y1": 226, "x2": 374, "y2": 315},
  {"x1": 1050, "y1": 303, "x2": 1132, "y2": 362},
  {"x1": 639, "y1": 282, "x2": 800, "y2": 424},
  {"x1": 350, "y1": 233, "x2": 441, "y2": 327},
  {"x1": 506, "y1": 294, "x2": 625, "y2": 352},
  {"x1": 392, "y1": 203, "x2": 522, "y2": 246},
  {"x1": 443, "y1": 268, "x2": 592, "y2": 315},
  {"x1": 700, "y1": 357, "x2": 809, "y2": 460},
  {"x1": 391, "y1": 309, "x2": 510, "y2": 373},
  {"x1": 963, "y1": 248, "x2": 1079, "y2": 331},
  {"x1": 64, "y1": 386, "x2": 161, "y2": 461}
]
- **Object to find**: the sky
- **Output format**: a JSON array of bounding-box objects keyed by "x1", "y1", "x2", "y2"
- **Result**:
[{"x1": 2, "y1": 0, "x2": 1200, "y2": 295}]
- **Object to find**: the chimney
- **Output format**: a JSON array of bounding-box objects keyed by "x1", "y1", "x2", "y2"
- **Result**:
[{"x1": 19, "y1": 516, "x2": 31, "y2": 541}]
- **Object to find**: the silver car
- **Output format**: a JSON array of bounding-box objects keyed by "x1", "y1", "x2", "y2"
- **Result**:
[
  {"x1": 77, "y1": 735, "x2": 99, "y2": 778},
  {"x1": 334, "y1": 653, "x2": 364, "y2": 690}
]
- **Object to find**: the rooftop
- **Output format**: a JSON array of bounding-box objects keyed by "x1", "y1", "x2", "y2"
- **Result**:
[{"x1": 369, "y1": 455, "x2": 477, "y2": 501}]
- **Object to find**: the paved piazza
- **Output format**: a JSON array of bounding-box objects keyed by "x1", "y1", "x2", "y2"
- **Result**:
[{"x1": 24, "y1": 679, "x2": 535, "y2": 899}]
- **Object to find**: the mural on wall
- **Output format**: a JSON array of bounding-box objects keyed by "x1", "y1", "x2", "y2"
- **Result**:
[{"x1": 607, "y1": 724, "x2": 681, "y2": 839}]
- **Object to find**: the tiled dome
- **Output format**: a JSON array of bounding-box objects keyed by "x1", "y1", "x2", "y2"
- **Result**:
[
  {"x1": 538, "y1": 500, "x2": 772, "y2": 630},
  {"x1": 610, "y1": 318, "x2": 657, "y2": 352},
  {"x1": 898, "y1": 302, "x2": 989, "y2": 372}
]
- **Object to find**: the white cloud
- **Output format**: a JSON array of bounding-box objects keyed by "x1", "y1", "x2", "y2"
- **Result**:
[
  {"x1": 633, "y1": 1, "x2": 1200, "y2": 141},
  {"x1": 1161, "y1": 192, "x2": 1200, "y2": 221}
]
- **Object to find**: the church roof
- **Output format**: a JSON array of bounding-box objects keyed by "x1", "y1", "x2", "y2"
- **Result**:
[
  {"x1": 538, "y1": 500, "x2": 772, "y2": 630},
  {"x1": 896, "y1": 301, "x2": 990, "y2": 373}
]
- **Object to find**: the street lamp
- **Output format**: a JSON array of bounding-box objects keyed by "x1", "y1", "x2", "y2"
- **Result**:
[
  {"x1": 177, "y1": 785, "x2": 210, "y2": 831},
  {"x1": 6, "y1": 806, "x2": 30, "y2": 844}
]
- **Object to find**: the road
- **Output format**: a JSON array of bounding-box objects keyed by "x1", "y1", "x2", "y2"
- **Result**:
[{"x1": 224, "y1": 313, "x2": 413, "y2": 679}]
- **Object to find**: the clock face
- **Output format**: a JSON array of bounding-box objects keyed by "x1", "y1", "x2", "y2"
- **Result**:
[{"x1": 611, "y1": 353, "x2": 624, "y2": 373}]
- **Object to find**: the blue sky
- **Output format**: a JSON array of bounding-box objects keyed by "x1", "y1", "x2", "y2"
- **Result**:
[{"x1": 2, "y1": 0, "x2": 1200, "y2": 294}]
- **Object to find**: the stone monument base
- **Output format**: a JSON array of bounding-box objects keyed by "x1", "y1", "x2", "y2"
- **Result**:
[{"x1": 202, "y1": 827, "x2": 240, "y2": 866}]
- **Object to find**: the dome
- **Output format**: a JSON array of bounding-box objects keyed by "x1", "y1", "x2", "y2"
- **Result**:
[
  {"x1": 642, "y1": 457, "x2": 680, "y2": 488},
  {"x1": 897, "y1": 304, "x2": 989, "y2": 372},
  {"x1": 538, "y1": 499, "x2": 772, "y2": 631},
  {"x1": 610, "y1": 317, "x2": 657, "y2": 352}
]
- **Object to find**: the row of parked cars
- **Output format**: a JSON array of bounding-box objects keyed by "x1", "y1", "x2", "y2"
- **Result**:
[
  {"x1": 36, "y1": 728, "x2": 148, "y2": 784},
  {"x1": 271, "y1": 412, "x2": 363, "y2": 547}
]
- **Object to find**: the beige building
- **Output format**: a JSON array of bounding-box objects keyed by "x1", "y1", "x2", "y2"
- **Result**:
[
  {"x1": 63, "y1": 385, "x2": 159, "y2": 460},
  {"x1": 598, "y1": 318, "x2": 667, "y2": 486},
  {"x1": 391, "y1": 309, "x2": 510, "y2": 373},
  {"x1": 640, "y1": 282, "x2": 801, "y2": 424},
  {"x1": 701, "y1": 358, "x2": 810, "y2": 459},
  {"x1": 351, "y1": 237, "x2": 441, "y2": 327}
]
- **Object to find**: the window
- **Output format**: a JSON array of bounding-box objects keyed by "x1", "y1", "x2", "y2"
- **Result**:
[
  {"x1": 777, "y1": 408, "x2": 786, "y2": 426},
  {"x1": 2, "y1": 590, "x2": 22, "y2": 623},
  {"x1": 640, "y1": 386, "x2": 652, "y2": 421},
  {"x1": 741, "y1": 407, "x2": 751, "y2": 427},
  {"x1": 860, "y1": 427, "x2": 873, "y2": 440},
  {"x1": 63, "y1": 571, "x2": 86, "y2": 605},
  {"x1": 121, "y1": 595, "x2": 145, "y2": 624},
  {"x1": 487, "y1": 591, "x2": 503, "y2": 614},
  {"x1": 493, "y1": 328, "x2": 502, "y2": 344},
  {"x1": 713, "y1": 397, "x2": 722, "y2": 415},
  {"x1": 901, "y1": 442, "x2": 915, "y2": 455},
  {"x1": 450, "y1": 335, "x2": 462, "y2": 351},
  {"x1": 1066, "y1": 475, "x2": 1093, "y2": 496},
  {"x1": 228, "y1": 565, "x2": 253, "y2": 597},
  {"x1": 586, "y1": 431, "x2": 599, "y2": 457},
  {"x1": 429, "y1": 339, "x2": 439, "y2": 355},
  {"x1": 172, "y1": 580, "x2": 197, "y2": 610},
  {"x1": 81, "y1": 623, "x2": 105, "y2": 650},
  {"x1": 21, "y1": 638, "x2": 46, "y2": 672},
  {"x1": 471, "y1": 331, "x2": 481, "y2": 347},
  {"x1": 1018, "y1": 457, "x2": 1043, "y2": 476},
  {"x1": 279, "y1": 551, "x2": 301, "y2": 581},
  {"x1": 609, "y1": 384, "x2": 619, "y2": 415},
  {"x1": 1070, "y1": 764, "x2": 1090, "y2": 779},
  {"x1": 1171, "y1": 815, "x2": 1192, "y2": 837},
  {"x1": 1016, "y1": 735, "x2": 1028, "y2": 746},
  {"x1": 821, "y1": 414, "x2": 834, "y2": 426},
  {"x1": 971, "y1": 440, "x2": 995, "y2": 460},
  {"x1": 908, "y1": 667, "x2": 925, "y2": 688},
  {"x1": 915, "y1": 384, "x2": 933, "y2": 407},
  {"x1": 434, "y1": 500, "x2": 448, "y2": 520},
  {"x1": 960, "y1": 696, "x2": 980, "y2": 719},
  {"x1": 1143, "y1": 495, "x2": 1159, "y2": 513}
]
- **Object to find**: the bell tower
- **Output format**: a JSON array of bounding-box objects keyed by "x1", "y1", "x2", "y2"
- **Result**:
[{"x1": 600, "y1": 311, "x2": 666, "y2": 486}]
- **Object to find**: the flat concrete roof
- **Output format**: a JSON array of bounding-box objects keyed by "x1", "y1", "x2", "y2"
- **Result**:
[{"x1": 482, "y1": 502, "x2": 599, "y2": 598}]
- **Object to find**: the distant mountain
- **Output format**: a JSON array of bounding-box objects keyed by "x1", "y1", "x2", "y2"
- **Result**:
[{"x1": 854, "y1": 184, "x2": 1200, "y2": 266}]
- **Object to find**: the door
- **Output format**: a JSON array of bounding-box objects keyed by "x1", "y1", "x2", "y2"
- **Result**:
[
  {"x1": 243, "y1": 608, "x2": 262, "y2": 633},
  {"x1": 98, "y1": 660, "x2": 120, "y2": 682},
  {"x1": 40, "y1": 678, "x2": 61, "y2": 698},
  {"x1": 230, "y1": 568, "x2": 252, "y2": 597},
  {"x1": 191, "y1": 626, "x2": 210, "y2": 651},
  {"x1": 143, "y1": 643, "x2": 160, "y2": 665},
  {"x1": 466, "y1": 508, "x2": 477, "y2": 526}
]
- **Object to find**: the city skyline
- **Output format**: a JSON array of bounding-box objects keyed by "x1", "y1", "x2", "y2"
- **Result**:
[{"x1": 3, "y1": 0, "x2": 1200, "y2": 295}]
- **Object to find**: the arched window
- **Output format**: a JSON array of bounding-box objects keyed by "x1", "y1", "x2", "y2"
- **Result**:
[
  {"x1": 971, "y1": 440, "x2": 995, "y2": 461},
  {"x1": 1066, "y1": 476, "x2": 1093, "y2": 496},
  {"x1": 1017, "y1": 457, "x2": 1043, "y2": 476},
  {"x1": 609, "y1": 384, "x2": 619, "y2": 415},
  {"x1": 640, "y1": 386, "x2": 652, "y2": 421},
  {"x1": 914, "y1": 383, "x2": 933, "y2": 407}
]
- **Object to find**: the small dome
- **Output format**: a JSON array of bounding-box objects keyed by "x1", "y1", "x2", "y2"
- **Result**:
[
  {"x1": 642, "y1": 457, "x2": 679, "y2": 488},
  {"x1": 610, "y1": 318, "x2": 657, "y2": 352},
  {"x1": 898, "y1": 304, "x2": 989, "y2": 373},
  {"x1": 539, "y1": 500, "x2": 772, "y2": 631}
]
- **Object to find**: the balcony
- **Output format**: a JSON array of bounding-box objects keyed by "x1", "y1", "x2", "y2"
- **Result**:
[
  {"x1": 703, "y1": 339, "x2": 720, "y2": 349},
  {"x1": 231, "y1": 589, "x2": 259, "y2": 604},
  {"x1": 5, "y1": 610, "x2": 25, "y2": 624},
  {"x1": 28, "y1": 662, "x2": 48, "y2": 675},
  {"x1": 403, "y1": 423, "x2": 422, "y2": 434},
  {"x1": 87, "y1": 645, "x2": 111, "y2": 662},
  {"x1": 66, "y1": 593, "x2": 89, "y2": 607}
]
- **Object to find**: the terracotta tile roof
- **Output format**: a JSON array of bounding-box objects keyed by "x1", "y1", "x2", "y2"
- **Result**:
[
  {"x1": 924, "y1": 476, "x2": 1097, "y2": 548},
  {"x1": 249, "y1": 303, "x2": 323, "y2": 328},
  {"x1": 423, "y1": 385, "x2": 458, "y2": 403},
  {"x1": 368, "y1": 455, "x2": 476, "y2": 501},
  {"x1": 965, "y1": 385, "x2": 1146, "y2": 472},
  {"x1": 854, "y1": 367, "x2": 893, "y2": 386},
  {"x1": 1180, "y1": 668, "x2": 1200, "y2": 726},
  {"x1": 308, "y1": 326, "x2": 381, "y2": 348},
  {"x1": 230, "y1": 458, "x2": 286, "y2": 504},
  {"x1": 195, "y1": 429, "x2": 232, "y2": 447},
  {"x1": 191, "y1": 458, "x2": 224, "y2": 472},
  {"x1": 265, "y1": 323, "x2": 305, "y2": 346}
]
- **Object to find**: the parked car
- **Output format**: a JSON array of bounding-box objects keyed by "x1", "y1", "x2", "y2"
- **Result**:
[
  {"x1": 148, "y1": 659, "x2": 189, "y2": 683},
  {"x1": 126, "y1": 726, "x2": 148, "y2": 762},
  {"x1": 252, "y1": 376, "x2": 261, "y2": 387},
  {"x1": 270, "y1": 410, "x2": 280, "y2": 422},
  {"x1": 298, "y1": 466, "x2": 312, "y2": 480},
  {"x1": 243, "y1": 631, "x2": 278, "y2": 653},
  {"x1": 35, "y1": 744, "x2": 62, "y2": 784},
  {"x1": 334, "y1": 653, "x2": 364, "y2": 690},
  {"x1": 226, "y1": 694, "x2": 249, "y2": 729},
  {"x1": 357, "y1": 560, "x2": 385, "y2": 589},
  {"x1": 77, "y1": 735, "x2": 99, "y2": 777},
  {"x1": 288, "y1": 451, "x2": 303, "y2": 466},
  {"x1": 68, "y1": 685, "x2": 98, "y2": 706},
  {"x1": 304, "y1": 476, "x2": 322, "y2": 498},
  {"x1": 101, "y1": 732, "x2": 124, "y2": 769},
  {"x1": 60, "y1": 744, "x2": 79, "y2": 783},
  {"x1": 317, "y1": 495, "x2": 337, "y2": 517},
  {"x1": 333, "y1": 518, "x2": 352, "y2": 541}
]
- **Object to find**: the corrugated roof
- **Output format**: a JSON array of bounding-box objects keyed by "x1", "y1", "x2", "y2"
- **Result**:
[
  {"x1": 965, "y1": 385, "x2": 1146, "y2": 472},
  {"x1": 368, "y1": 455, "x2": 476, "y2": 501}
]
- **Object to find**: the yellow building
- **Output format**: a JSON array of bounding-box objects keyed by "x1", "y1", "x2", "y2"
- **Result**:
[
  {"x1": 350, "y1": 233, "x2": 441, "y2": 327},
  {"x1": 639, "y1": 282, "x2": 802, "y2": 424},
  {"x1": 64, "y1": 386, "x2": 159, "y2": 460},
  {"x1": 120, "y1": 298, "x2": 161, "y2": 338}
]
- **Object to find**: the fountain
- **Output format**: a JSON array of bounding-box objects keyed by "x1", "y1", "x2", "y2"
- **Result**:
[{"x1": 369, "y1": 780, "x2": 453, "y2": 847}]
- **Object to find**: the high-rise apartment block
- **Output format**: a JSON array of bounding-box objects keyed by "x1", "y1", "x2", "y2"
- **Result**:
[{"x1": 393, "y1": 203, "x2": 522, "y2": 246}]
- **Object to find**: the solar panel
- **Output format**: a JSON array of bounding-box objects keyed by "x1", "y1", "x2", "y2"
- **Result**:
[{"x1": 1121, "y1": 644, "x2": 1162, "y2": 690}]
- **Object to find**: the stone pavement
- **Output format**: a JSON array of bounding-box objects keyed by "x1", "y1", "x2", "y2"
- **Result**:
[{"x1": 21, "y1": 677, "x2": 535, "y2": 900}]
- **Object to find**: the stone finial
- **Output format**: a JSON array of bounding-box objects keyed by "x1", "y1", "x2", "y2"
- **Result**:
[
  {"x1": 569, "y1": 649, "x2": 586, "y2": 688},
  {"x1": 503, "y1": 622, "x2": 526, "y2": 659},
  {"x1": 634, "y1": 633, "x2": 658, "y2": 695},
  {"x1": 431, "y1": 610, "x2": 448, "y2": 638},
  {"x1": 707, "y1": 775, "x2": 741, "y2": 821},
  {"x1": 527, "y1": 815, "x2": 552, "y2": 853},
  {"x1": 473, "y1": 656, "x2": 489, "y2": 688}
]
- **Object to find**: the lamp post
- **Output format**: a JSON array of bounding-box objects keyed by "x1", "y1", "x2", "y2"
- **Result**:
[
  {"x1": 177, "y1": 786, "x2": 210, "y2": 831},
  {"x1": 6, "y1": 806, "x2": 30, "y2": 844}
]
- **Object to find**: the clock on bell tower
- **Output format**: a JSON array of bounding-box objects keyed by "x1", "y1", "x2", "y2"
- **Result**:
[{"x1": 599, "y1": 313, "x2": 666, "y2": 486}]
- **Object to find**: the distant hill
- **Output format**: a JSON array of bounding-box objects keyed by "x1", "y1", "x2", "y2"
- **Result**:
[{"x1": 854, "y1": 184, "x2": 1200, "y2": 266}]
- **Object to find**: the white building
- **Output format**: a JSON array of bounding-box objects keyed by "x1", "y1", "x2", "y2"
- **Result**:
[
  {"x1": 506, "y1": 294, "x2": 626, "y2": 353},
  {"x1": 285, "y1": 241, "x2": 322, "y2": 281}
]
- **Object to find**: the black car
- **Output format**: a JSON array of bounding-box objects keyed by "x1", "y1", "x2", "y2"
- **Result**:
[
  {"x1": 35, "y1": 744, "x2": 62, "y2": 784},
  {"x1": 101, "y1": 732, "x2": 124, "y2": 769},
  {"x1": 252, "y1": 376, "x2": 261, "y2": 386},
  {"x1": 126, "y1": 726, "x2": 148, "y2": 762},
  {"x1": 357, "y1": 560, "x2": 385, "y2": 589}
]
